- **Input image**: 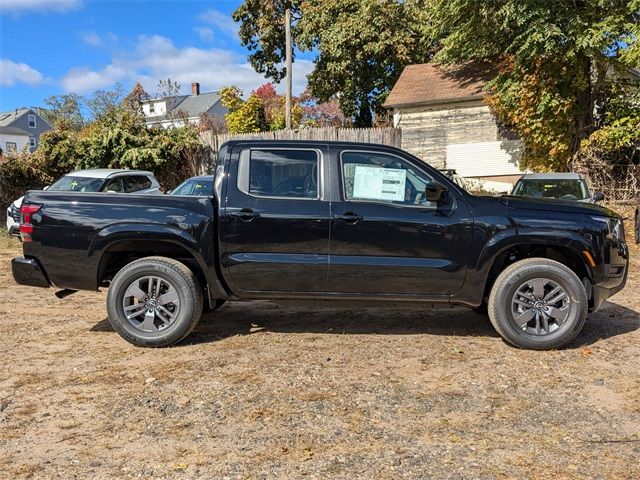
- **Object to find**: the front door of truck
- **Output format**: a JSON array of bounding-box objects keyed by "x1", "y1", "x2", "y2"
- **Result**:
[
  {"x1": 222, "y1": 145, "x2": 330, "y2": 294},
  {"x1": 328, "y1": 148, "x2": 473, "y2": 296}
]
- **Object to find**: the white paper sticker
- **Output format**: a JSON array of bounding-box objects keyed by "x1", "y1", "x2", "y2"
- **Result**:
[{"x1": 352, "y1": 165, "x2": 406, "y2": 202}]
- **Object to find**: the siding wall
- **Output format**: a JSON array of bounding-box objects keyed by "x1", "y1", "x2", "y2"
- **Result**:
[
  {"x1": 395, "y1": 101, "x2": 501, "y2": 169},
  {"x1": 8, "y1": 110, "x2": 52, "y2": 152},
  {"x1": 1, "y1": 133, "x2": 30, "y2": 153}
]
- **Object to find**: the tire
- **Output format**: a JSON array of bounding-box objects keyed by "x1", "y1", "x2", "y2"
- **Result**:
[
  {"x1": 635, "y1": 210, "x2": 639, "y2": 244},
  {"x1": 487, "y1": 258, "x2": 588, "y2": 350},
  {"x1": 106, "y1": 256, "x2": 203, "y2": 347},
  {"x1": 203, "y1": 299, "x2": 227, "y2": 313}
]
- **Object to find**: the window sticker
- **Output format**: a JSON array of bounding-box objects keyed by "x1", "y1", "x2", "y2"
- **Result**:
[{"x1": 352, "y1": 165, "x2": 406, "y2": 202}]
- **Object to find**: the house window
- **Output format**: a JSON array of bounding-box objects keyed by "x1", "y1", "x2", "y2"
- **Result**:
[
  {"x1": 6, "y1": 142, "x2": 17, "y2": 153},
  {"x1": 28, "y1": 114, "x2": 36, "y2": 128},
  {"x1": 149, "y1": 103, "x2": 155, "y2": 114},
  {"x1": 29, "y1": 137, "x2": 37, "y2": 148}
]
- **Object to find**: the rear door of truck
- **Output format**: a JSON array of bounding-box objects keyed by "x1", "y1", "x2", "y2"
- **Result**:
[{"x1": 221, "y1": 143, "x2": 330, "y2": 294}]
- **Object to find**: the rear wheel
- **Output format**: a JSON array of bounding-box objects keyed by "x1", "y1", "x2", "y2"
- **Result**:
[
  {"x1": 488, "y1": 258, "x2": 588, "y2": 350},
  {"x1": 107, "y1": 256, "x2": 203, "y2": 347}
]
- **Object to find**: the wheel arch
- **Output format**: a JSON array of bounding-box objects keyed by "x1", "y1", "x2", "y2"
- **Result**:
[
  {"x1": 90, "y1": 223, "x2": 228, "y2": 301},
  {"x1": 477, "y1": 230, "x2": 595, "y2": 306}
]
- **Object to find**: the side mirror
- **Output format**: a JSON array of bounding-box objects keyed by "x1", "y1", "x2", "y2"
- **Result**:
[
  {"x1": 106, "y1": 189, "x2": 117, "y2": 194},
  {"x1": 593, "y1": 192, "x2": 605, "y2": 202},
  {"x1": 43, "y1": 185, "x2": 49, "y2": 191},
  {"x1": 425, "y1": 182, "x2": 448, "y2": 202},
  {"x1": 165, "y1": 189, "x2": 173, "y2": 195}
]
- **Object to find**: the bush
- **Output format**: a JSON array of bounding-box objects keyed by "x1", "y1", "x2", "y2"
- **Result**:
[{"x1": 0, "y1": 153, "x2": 53, "y2": 222}]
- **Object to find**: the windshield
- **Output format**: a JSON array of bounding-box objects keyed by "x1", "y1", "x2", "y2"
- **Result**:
[
  {"x1": 48, "y1": 176, "x2": 105, "y2": 192},
  {"x1": 170, "y1": 178, "x2": 213, "y2": 196},
  {"x1": 511, "y1": 179, "x2": 589, "y2": 200}
]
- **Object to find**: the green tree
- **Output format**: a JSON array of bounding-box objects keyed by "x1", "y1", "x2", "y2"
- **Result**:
[
  {"x1": 42, "y1": 93, "x2": 85, "y2": 130},
  {"x1": 220, "y1": 86, "x2": 268, "y2": 133},
  {"x1": 233, "y1": 0, "x2": 434, "y2": 126},
  {"x1": 429, "y1": 0, "x2": 640, "y2": 171},
  {"x1": 85, "y1": 82, "x2": 125, "y2": 120}
]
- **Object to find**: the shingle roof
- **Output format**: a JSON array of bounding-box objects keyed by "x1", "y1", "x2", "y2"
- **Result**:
[
  {"x1": 0, "y1": 108, "x2": 30, "y2": 127},
  {"x1": 173, "y1": 92, "x2": 222, "y2": 117},
  {"x1": 383, "y1": 63, "x2": 494, "y2": 109}
]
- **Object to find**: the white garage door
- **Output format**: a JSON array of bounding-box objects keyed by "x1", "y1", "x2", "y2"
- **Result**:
[{"x1": 446, "y1": 140, "x2": 524, "y2": 177}]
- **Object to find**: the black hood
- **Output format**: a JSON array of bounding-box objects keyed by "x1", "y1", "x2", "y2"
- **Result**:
[{"x1": 479, "y1": 195, "x2": 622, "y2": 218}]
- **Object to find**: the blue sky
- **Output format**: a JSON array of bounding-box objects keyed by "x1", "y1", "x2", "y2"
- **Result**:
[{"x1": 0, "y1": 0, "x2": 314, "y2": 112}]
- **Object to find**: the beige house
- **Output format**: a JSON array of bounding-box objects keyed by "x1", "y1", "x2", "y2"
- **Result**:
[{"x1": 384, "y1": 63, "x2": 525, "y2": 191}]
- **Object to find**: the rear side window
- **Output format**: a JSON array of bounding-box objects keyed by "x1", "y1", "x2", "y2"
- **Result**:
[
  {"x1": 102, "y1": 177, "x2": 124, "y2": 193},
  {"x1": 124, "y1": 176, "x2": 153, "y2": 193},
  {"x1": 238, "y1": 149, "x2": 319, "y2": 199}
]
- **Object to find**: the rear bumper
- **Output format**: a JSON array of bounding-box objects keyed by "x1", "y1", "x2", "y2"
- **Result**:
[
  {"x1": 12, "y1": 257, "x2": 50, "y2": 288},
  {"x1": 591, "y1": 241, "x2": 628, "y2": 311}
]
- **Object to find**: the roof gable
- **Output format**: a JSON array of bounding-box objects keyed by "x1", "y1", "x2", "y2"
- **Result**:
[
  {"x1": 383, "y1": 63, "x2": 494, "y2": 109},
  {"x1": 173, "y1": 92, "x2": 222, "y2": 117}
]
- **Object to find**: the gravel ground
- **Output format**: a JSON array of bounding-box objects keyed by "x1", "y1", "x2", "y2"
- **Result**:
[{"x1": 0, "y1": 206, "x2": 638, "y2": 479}]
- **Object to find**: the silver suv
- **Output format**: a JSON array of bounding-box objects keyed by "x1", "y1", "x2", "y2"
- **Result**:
[{"x1": 6, "y1": 169, "x2": 161, "y2": 236}]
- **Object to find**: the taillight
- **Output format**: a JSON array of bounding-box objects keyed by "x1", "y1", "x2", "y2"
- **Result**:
[{"x1": 19, "y1": 204, "x2": 42, "y2": 243}]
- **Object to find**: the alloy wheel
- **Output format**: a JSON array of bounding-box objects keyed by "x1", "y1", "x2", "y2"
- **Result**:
[
  {"x1": 122, "y1": 276, "x2": 180, "y2": 332},
  {"x1": 511, "y1": 278, "x2": 570, "y2": 335}
]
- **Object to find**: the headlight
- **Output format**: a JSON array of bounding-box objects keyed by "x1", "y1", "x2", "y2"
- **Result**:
[{"x1": 592, "y1": 216, "x2": 625, "y2": 242}]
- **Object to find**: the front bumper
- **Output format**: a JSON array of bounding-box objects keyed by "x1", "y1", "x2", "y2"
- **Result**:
[
  {"x1": 12, "y1": 257, "x2": 50, "y2": 288},
  {"x1": 591, "y1": 241, "x2": 628, "y2": 311},
  {"x1": 6, "y1": 209, "x2": 19, "y2": 236}
]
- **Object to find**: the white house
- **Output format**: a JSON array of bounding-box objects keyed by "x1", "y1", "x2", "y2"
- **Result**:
[
  {"x1": 0, "y1": 108, "x2": 52, "y2": 153},
  {"x1": 142, "y1": 82, "x2": 227, "y2": 129},
  {"x1": 0, "y1": 126, "x2": 30, "y2": 154},
  {"x1": 384, "y1": 63, "x2": 525, "y2": 191}
]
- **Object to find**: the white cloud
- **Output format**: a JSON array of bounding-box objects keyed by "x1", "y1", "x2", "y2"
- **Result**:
[
  {"x1": 60, "y1": 35, "x2": 313, "y2": 97},
  {"x1": 198, "y1": 9, "x2": 238, "y2": 38},
  {"x1": 0, "y1": 59, "x2": 44, "y2": 86},
  {"x1": 0, "y1": 0, "x2": 80, "y2": 13},
  {"x1": 194, "y1": 27, "x2": 214, "y2": 42},
  {"x1": 81, "y1": 31, "x2": 103, "y2": 47}
]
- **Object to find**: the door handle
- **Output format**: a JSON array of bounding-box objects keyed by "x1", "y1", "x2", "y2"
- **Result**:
[
  {"x1": 230, "y1": 208, "x2": 260, "y2": 221},
  {"x1": 334, "y1": 212, "x2": 363, "y2": 224}
]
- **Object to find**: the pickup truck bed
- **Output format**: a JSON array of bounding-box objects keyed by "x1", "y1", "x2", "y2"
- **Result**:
[{"x1": 12, "y1": 140, "x2": 628, "y2": 350}]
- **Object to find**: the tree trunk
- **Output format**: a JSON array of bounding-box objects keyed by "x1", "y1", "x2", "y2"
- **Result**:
[{"x1": 570, "y1": 55, "x2": 594, "y2": 163}]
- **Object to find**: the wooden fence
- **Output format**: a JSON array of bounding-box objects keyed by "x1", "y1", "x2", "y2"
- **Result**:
[{"x1": 197, "y1": 127, "x2": 402, "y2": 173}]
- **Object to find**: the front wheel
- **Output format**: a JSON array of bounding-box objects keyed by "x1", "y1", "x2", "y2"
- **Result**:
[
  {"x1": 107, "y1": 256, "x2": 203, "y2": 347},
  {"x1": 488, "y1": 258, "x2": 588, "y2": 350}
]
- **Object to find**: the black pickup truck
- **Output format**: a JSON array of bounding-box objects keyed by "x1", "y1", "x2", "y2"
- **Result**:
[{"x1": 12, "y1": 141, "x2": 629, "y2": 350}]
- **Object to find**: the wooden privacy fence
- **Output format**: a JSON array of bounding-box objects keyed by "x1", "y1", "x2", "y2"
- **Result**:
[{"x1": 197, "y1": 127, "x2": 402, "y2": 173}]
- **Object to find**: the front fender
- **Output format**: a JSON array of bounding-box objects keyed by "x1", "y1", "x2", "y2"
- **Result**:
[
  {"x1": 451, "y1": 227, "x2": 596, "y2": 307},
  {"x1": 475, "y1": 227, "x2": 596, "y2": 280}
]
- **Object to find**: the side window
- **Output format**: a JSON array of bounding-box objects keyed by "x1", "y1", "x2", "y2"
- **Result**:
[
  {"x1": 103, "y1": 177, "x2": 124, "y2": 193},
  {"x1": 239, "y1": 149, "x2": 319, "y2": 199},
  {"x1": 341, "y1": 151, "x2": 435, "y2": 207},
  {"x1": 124, "y1": 176, "x2": 153, "y2": 193}
]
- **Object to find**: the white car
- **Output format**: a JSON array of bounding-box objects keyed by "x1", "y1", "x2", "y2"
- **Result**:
[{"x1": 6, "y1": 169, "x2": 161, "y2": 236}]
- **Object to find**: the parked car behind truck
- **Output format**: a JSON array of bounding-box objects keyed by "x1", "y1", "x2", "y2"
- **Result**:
[
  {"x1": 511, "y1": 173, "x2": 604, "y2": 203},
  {"x1": 12, "y1": 141, "x2": 628, "y2": 350},
  {"x1": 6, "y1": 169, "x2": 161, "y2": 235}
]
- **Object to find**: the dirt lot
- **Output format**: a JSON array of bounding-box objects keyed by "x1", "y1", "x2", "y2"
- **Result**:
[{"x1": 0, "y1": 207, "x2": 639, "y2": 479}]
